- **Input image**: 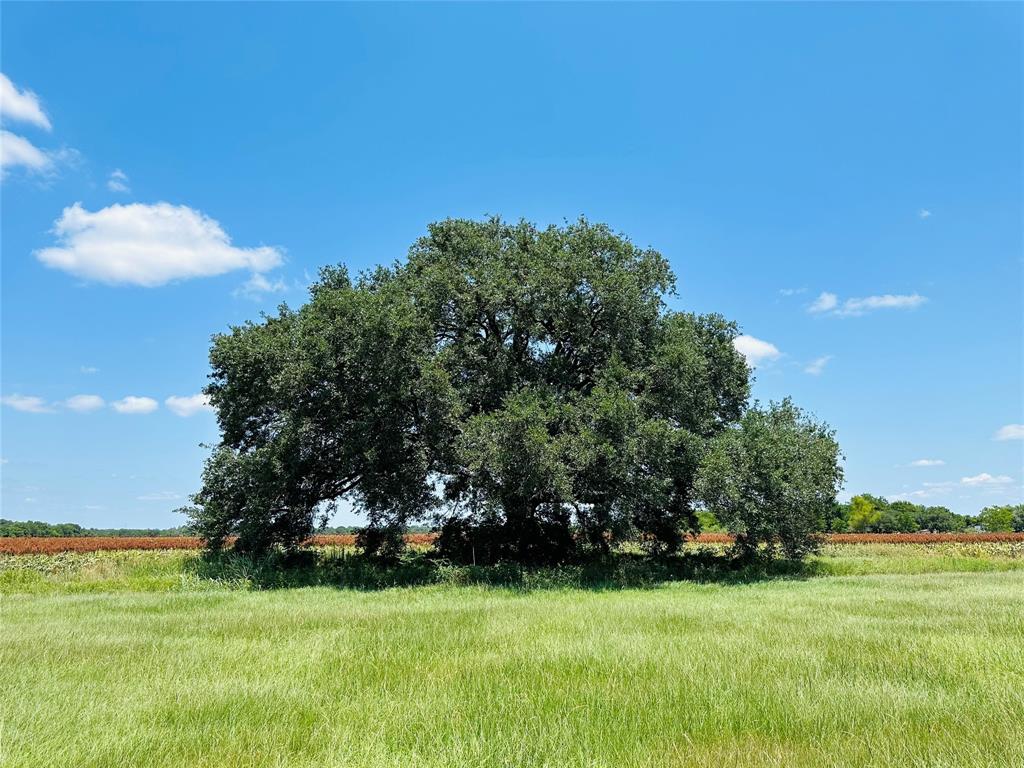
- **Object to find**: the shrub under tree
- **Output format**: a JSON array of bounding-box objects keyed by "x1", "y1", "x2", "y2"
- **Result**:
[{"x1": 190, "y1": 217, "x2": 841, "y2": 562}]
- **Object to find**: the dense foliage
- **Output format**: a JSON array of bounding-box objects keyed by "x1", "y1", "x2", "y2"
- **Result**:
[
  {"x1": 189, "y1": 217, "x2": 839, "y2": 562},
  {"x1": 977, "y1": 504, "x2": 1024, "y2": 533},
  {"x1": 835, "y1": 495, "x2": 968, "y2": 533},
  {"x1": 697, "y1": 399, "x2": 843, "y2": 559},
  {"x1": 828, "y1": 497, "x2": 1023, "y2": 534}
]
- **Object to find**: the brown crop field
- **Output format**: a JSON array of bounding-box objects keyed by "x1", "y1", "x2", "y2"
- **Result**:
[{"x1": 2, "y1": 531, "x2": 1022, "y2": 555}]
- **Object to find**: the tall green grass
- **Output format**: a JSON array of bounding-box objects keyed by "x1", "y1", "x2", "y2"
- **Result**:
[{"x1": 1, "y1": 546, "x2": 1022, "y2": 767}]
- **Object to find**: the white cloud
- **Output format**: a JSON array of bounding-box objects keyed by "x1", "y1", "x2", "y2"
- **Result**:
[
  {"x1": 891, "y1": 480, "x2": 956, "y2": 501},
  {"x1": 111, "y1": 396, "x2": 158, "y2": 414},
  {"x1": 909, "y1": 459, "x2": 945, "y2": 467},
  {"x1": 165, "y1": 394, "x2": 214, "y2": 417},
  {"x1": 961, "y1": 473, "x2": 1014, "y2": 487},
  {"x1": 779, "y1": 287, "x2": 805, "y2": 296},
  {"x1": 107, "y1": 168, "x2": 130, "y2": 193},
  {"x1": 1, "y1": 394, "x2": 54, "y2": 413},
  {"x1": 1, "y1": 129, "x2": 52, "y2": 174},
  {"x1": 733, "y1": 335, "x2": 781, "y2": 368},
  {"x1": 35, "y1": 202, "x2": 283, "y2": 287},
  {"x1": 80, "y1": 365, "x2": 99, "y2": 374},
  {"x1": 234, "y1": 272, "x2": 288, "y2": 300},
  {"x1": 891, "y1": 490, "x2": 930, "y2": 501},
  {"x1": 0, "y1": 76, "x2": 77, "y2": 182},
  {"x1": 1, "y1": 131, "x2": 78, "y2": 180},
  {"x1": 839, "y1": 294, "x2": 926, "y2": 316},
  {"x1": 64, "y1": 394, "x2": 105, "y2": 412},
  {"x1": 808, "y1": 292, "x2": 838, "y2": 314},
  {"x1": 0, "y1": 73, "x2": 51, "y2": 130},
  {"x1": 137, "y1": 491, "x2": 181, "y2": 502},
  {"x1": 918, "y1": 209, "x2": 932, "y2": 219},
  {"x1": 994, "y1": 424, "x2": 1024, "y2": 441},
  {"x1": 804, "y1": 355, "x2": 833, "y2": 375},
  {"x1": 808, "y1": 290, "x2": 926, "y2": 317}
]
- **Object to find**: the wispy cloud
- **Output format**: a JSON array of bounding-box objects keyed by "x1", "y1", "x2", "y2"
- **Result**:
[
  {"x1": 1, "y1": 394, "x2": 54, "y2": 413},
  {"x1": 890, "y1": 480, "x2": 955, "y2": 501},
  {"x1": 808, "y1": 292, "x2": 838, "y2": 314},
  {"x1": 918, "y1": 208, "x2": 932, "y2": 219},
  {"x1": 803, "y1": 355, "x2": 832, "y2": 376},
  {"x1": 779, "y1": 287, "x2": 805, "y2": 297},
  {"x1": 733, "y1": 335, "x2": 781, "y2": 368},
  {"x1": 0, "y1": 73, "x2": 51, "y2": 130},
  {"x1": 994, "y1": 424, "x2": 1024, "y2": 441},
  {"x1": 80, "y1": 365, "x2": 99, "y2": 374},
  {"x1": 111, "y1": 396, "x2": 158, "y2": 414},
  {"x1": 961, "y1": 472, "x2": 1014, "y2": 487},
  {"x1": 234, "y1": 272, "x2": 288, "y2": 300},
  {"x1": 35, "y1": 202, "x2": 283, "y2": 287},
  {"x1": 1, "y1": 130, "x2": 54, "y2": 175},
  {"x1": 64, "y1": 394, "x2": 105, "y2": 413},
  {"x1": 165, "y1": 394, "x2": 214, "y2": 417},
  {"x1": 106, "y1": 168, "x2": 130, "y2": 193},
  {"x1": 891, "y1": 489, "x2": 930, "y2": 501},
  {"x1": 909, "y1": 459, "x2": 945, "y2": 467},
  {"x1": 808, "y1": 291, "x2": 926, "y2": 317},
  {"x1": 0, "y1": 74, "x2": 79, "y2": 182},
  {"x1": 137, "y1": 491, "x2": 181, "y2": 502}
]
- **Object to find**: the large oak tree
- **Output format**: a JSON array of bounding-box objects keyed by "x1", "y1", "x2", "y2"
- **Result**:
[{"x1": 190, "y1": 217, "x2": 839, "y2": 562}]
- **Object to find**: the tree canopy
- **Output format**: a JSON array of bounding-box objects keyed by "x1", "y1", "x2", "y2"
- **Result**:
[
  {"x1": 836, "y1": 494, "x2": 970, "y2": 533},
  {"x1": 976, "y1": 505, "x2": 1023, "y2": 533},
  {"x1": 189, "y1": 217, "x2": 840, "y2": 562},
  {"x1": 697, "y1": 399, "x2": 843, "y2": 560}
]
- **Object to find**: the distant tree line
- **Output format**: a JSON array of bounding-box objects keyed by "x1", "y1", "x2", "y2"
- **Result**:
[
  {"x1": 319, "y1": 524, "x2": 432, "y2": 535},
  {"x1": 0, "y1": 519, "x2": 435, "y2": 538},
  {"x1": 4, "y1": 504, "x2": 1019, "y2": 539},
  {"x1": 0, "y1": 519, "x2": 195, "y2": 538},
  {"x1": 819, "y1": 497, "x2": 1024, "y2": 534}
]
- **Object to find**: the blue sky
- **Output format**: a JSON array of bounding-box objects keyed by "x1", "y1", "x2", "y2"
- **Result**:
[{"x1": 2, "y1": 3, "x2": 1021, "y2": 527}]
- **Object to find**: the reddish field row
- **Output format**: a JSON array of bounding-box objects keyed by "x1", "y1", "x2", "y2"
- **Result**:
[
  {"x1": 0, "y1": 537, "x2": 206, "y2": 555},
  {"x1": 2, "y1": 531, "x2": 1022, "y2": 555}
]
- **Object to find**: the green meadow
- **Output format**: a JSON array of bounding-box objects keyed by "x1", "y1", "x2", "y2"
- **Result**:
[{"x1": 2, "y1": 543, "x2": 1023, "y2": 768}]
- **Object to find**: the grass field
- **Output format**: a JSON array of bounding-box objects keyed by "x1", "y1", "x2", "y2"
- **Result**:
[{"x1": 2, "y1": 543, "x2": 1023, "y2": 767}]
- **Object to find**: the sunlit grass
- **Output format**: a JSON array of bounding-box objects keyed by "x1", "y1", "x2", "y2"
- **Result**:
[{"x1": 1, "y1": 546, "x2": 1022, "y2": 767}]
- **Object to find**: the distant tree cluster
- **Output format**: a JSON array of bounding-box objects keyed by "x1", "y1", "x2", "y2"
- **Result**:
[
  {"x1": 826, "y1": 497, "x2": 1024, "y2": 534},
  {"x1": 188, "y1": 217, "x2": 843, "y2": 563},
  {"x1": 976, "y1": 504, "x2": 1024, "y2": 533},
  {"x1": 0, "y1": 519, "x2": 194, "y2": 538}
]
